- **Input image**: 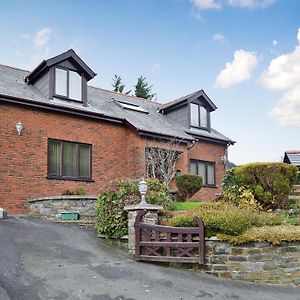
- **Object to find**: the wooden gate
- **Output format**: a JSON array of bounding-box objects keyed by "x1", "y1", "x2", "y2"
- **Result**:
[{"x1": 134, "y1": 210, "x2": 205, "y2": 264}]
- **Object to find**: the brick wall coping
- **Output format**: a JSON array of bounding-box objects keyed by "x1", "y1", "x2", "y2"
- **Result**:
[{"x1": 27, "y1": 195, "x2": 97, "y2": 203}]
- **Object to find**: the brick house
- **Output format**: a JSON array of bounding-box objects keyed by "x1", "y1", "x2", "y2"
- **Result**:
[{"x1": 0, "y1": 49, "x2": 234, "y2": 214}]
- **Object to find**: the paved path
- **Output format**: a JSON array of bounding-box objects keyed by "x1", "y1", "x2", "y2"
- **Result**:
[{"x1": 0, "y1": 217, "x2": 299, "y2": 300}]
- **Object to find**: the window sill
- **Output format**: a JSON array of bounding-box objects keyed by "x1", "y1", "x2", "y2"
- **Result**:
[
  {"x1": 202, "y1": 185, "x2": 218, "y2": 189},
  {"x1": 190, "y1": 126, "x2": 210, "y2": 131},
  {"x1": 46, "y1": 176, "x2": 94, "y2": 183},
  {"x1": 53, "y1": 94, "x2": 83, "y2": 103}
]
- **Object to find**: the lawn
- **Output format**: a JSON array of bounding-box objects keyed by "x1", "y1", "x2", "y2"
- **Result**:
[{"x1": 173, "y1": 201, "x2": 202, "y2": 211}]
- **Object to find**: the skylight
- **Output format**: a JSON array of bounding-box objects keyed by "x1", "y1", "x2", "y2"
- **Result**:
[{"x1": 118, "y1": 101, "x2": 148, "y2": 113}]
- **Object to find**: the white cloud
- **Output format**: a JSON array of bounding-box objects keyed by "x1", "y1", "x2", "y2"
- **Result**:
[
  {"x1": 212, "y1": 33, "x2": 225, "y2": 42},
  {"x1": 215, "y1": 49, "x2": 258, "y2": 88},
  {"x1": 268, "y1": 85, "x2": 300, "y2": 126},
  {"x1": 151, "y1": 63, "x2": 161, "y2": 73},
  {"x1": 262, "y1": 28, "x2": 300, "y2": 126},
  {"x1": 191, "y1": 0, "x2": 221, "y2": 10},
  {"x1": 228, "y1": 0, "x2": 276, "y2": 8},
  {"x1": 34, "y1": 27, "x2": 53, "y2": 49},
  {"x1": 272, "y1": 40, "x2": 278, "y2": 46}
]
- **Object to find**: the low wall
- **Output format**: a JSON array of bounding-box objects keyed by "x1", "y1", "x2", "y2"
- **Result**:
[
  {"x1": 205, "y1": 238, "x2": 300, "y2": 286},
  {"x1": 27, "y1": 196, "x2": 97, "y2": 219}
]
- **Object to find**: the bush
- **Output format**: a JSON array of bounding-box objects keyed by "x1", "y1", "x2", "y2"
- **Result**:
[
  {"x1": 95, "y1": 179, "x2": 174, "y2": 238},
  {"x1": 218, "y1": 225, "x2": 300, "y2": 245},
  {"x1": 175, "y1": 174, "x2": 202, "y2": 200},
  {"x1": 168, "y1": 202, "x2": 282, "y2": 237},
  {"x1": 222, "y1": 163, "x2": 298, "y2": 210},
  {"x1": 61, "y1": 186, "x2": 85, "y2": 195}
]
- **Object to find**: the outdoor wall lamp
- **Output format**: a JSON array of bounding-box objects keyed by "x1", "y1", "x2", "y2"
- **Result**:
[
  {"x1": 16, "y1": 121, "x2": 23, "y2": 135},
  {"x1": 221, "y1": 155, "x2": 227, "y2": 165},
  {"x1": 138, "y1": 179, "x2": 148, "y2": 204}
]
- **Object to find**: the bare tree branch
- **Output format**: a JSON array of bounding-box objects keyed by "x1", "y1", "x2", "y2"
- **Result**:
[{"x1": 145, "y1": 138, "x2": 182, "y2": 185}]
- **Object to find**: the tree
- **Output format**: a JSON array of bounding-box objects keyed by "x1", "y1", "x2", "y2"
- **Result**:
[
  {"x1": 134, "y1": 76, "x2": 155, "y2": 100},
  {"x1": 112, "y1": 75, "x2": 131, "y2": 94},
  {"x1": 145, "y1": 139, "x2": 182, "y2": 185}
]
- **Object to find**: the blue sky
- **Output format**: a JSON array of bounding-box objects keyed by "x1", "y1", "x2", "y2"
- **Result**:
[{"x1": 1, "y1": 0, "x2": 300, "y2": 164}]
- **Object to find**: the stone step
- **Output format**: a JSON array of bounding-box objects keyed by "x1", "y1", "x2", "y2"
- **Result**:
[
  {"x1": 289, "y1": 195, "x2": 300, "y2": 208},
  {"x1": 292, "y1": 185, "x2": 300, "y2": 191},
  {"x1": 291, "y1": 191, "x2": 300, "y2": 196}
]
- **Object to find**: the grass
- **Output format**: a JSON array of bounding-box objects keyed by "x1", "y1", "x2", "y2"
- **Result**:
[{"x1": 173, "y1": 201, "x2": 202, "y2": 211}]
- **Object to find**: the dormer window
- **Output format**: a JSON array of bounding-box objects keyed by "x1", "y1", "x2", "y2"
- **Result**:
[
  {"x1": 55, "y1": 67, "x2": 82, "y2": 101},
  {"x1": 190, "y1": 103, "x2": 208, "y2": 129}
]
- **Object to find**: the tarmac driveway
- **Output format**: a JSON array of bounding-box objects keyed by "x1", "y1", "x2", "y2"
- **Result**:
[{"x1": 0, "y1": 217, "x2": 299, "y2": 300}]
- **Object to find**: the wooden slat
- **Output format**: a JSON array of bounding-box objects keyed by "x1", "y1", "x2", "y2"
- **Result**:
[
  {"x1": 138, "y1": 256, "x2": 200, "y2": 263},
  {"x1": 140, "y1": 241, "x2": 198, "y2": 247},
  {"x1": 165, "y1": 232, "x2": 171, "y2": 256},
  {"x1": 136, "y1": 223, "x2": 199, "y2": 234}
]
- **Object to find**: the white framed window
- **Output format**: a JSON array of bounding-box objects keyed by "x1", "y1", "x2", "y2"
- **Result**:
[
  {"x1": 190, "y1": 103, "x2": 208, "y2": 128},
  {"x1": 55, "y1": 67, "x2": 82, "y2": 101}
]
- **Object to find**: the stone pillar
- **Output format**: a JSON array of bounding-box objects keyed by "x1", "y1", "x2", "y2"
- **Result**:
[{"x1": 124, "y1": 203, "x2": 163, "y2": 255}]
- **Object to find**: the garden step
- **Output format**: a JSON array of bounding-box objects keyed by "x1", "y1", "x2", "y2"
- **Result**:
[
  {"x1": 291, "y1": 191, "x2": 300, "y2": 196},
  {"x1": 289, "y1": 195, "x2": 300, "y2": 208},
  {"x1": 292, "y1": 185, "x2": 300, "y2": 192}
]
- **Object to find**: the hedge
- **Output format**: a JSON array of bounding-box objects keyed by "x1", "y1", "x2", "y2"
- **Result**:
[
  {"x1": 223, "y1": 163, "x2": 298, "y2": 210},
  {"x1": 168, "y1": 202, "x2": 282, "y2": 237},
  {"x1": 175, "y1": 174, "x2": 202, "y2": 200}
]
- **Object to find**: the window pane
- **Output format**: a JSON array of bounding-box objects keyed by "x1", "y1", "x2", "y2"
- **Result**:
[
  {"x1": 207, "y1": 164, "x2": 215, "y2": 185},
  {"x1": 200, "y1": 106, "x2": 207, "y2": 127},
  {"x1": 198, "y1": 162, "x2": 206, "y2": 184},
  {"x1": 63, "y1": 142, "x2": 77, "y2": 177},
  {"x1": 69, "y1": 71, "x2": 82, "y2": 101},
  {"x1": 55, "y1": 68, "x2": 67, "y2": 96},
  {"x1": 190, "y1": 161, "x2": 197, "y2": 175},
  {"x1": 190, "y1": 103, "x2": 199, "y2": 127},
  {"x1": 49, "y1": 141, "x2": 61, "y2": 175},
  {"x1": 79, "y1": 145, "x2": 90, "y2": 178}
]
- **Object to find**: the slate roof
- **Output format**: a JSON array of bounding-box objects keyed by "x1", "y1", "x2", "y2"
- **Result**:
[
  {"x1": 0, "y1": 63, "x2": 234, "y2": 145},
  {"x1": 160, "y1": 89, "x2": 217, "y2": 112},
  {"x1": 284, "y1": 151, "x2": 300, "y2": 166}
]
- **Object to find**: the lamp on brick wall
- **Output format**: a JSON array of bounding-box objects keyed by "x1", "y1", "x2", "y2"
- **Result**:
[
  {"x1": 221, "y1": 155, "x2": 227, "y2": 165},
  {"x1": 16, "y1": 121, "x2": 23, "y2": 135}
]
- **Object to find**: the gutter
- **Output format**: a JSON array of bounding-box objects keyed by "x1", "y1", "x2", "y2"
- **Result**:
[
  {"x1": 137, "y1": 129, "x2": 191, "y2": 144},
  {"x1": 0, "y1": 94, "x2": 124, "y2": 124}
]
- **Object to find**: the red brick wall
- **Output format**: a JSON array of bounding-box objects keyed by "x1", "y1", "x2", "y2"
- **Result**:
[
  {"x1": 0, "y1": 102, "x2": 227, "y2": 214},
  {"x1": 0, "y1": 103, "x2": 129, "y2": 214},
  {"x1": 186, "y1": 141, "x2": 226, "y2": 200}
]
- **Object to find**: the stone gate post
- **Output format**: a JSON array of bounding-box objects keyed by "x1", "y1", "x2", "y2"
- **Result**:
[{"x1": 124, "y1": 203, "x2": 163, "y2": 255}]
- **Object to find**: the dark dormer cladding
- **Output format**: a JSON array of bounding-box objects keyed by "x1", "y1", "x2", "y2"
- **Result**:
[
  {"x1": 160, "y1": 90, "x2": 217, "y2": 132},
  {"x1": 25, "y1": 49, "x2": 96, "y2": 107}
]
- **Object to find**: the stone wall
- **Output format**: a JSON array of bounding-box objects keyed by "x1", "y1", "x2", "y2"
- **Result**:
[
  {"x1": 205, "y1": 238, "x2": 300, "y2": 286},
  {"x1": 28, "y1": 196, "x2": 97, "y2": 219}
]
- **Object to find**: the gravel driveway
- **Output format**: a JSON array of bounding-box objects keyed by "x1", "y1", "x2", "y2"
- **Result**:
[{"x1": 0, "y1": 216, "x2": 299, "y2": 300}]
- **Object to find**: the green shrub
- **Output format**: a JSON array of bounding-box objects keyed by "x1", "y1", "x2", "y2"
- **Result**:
[
  {"x1": 222, "y1": 163, "x2": 298, "y2": 210},
  {"x1": 218, "y1": 225, "x2": 300, "y2": 245},
  {"x1": 168, "y1": 202, "x2": 282, "y2": 237},
  {"x1": 61, "y1": 186, "x2": 85, "y2": 196},
  {"x1": 95, "y1": 179, "x2": 174, "y2": 238},
  {"x1": 175, "y1": 174, "x2": 202, "y2": 200}
]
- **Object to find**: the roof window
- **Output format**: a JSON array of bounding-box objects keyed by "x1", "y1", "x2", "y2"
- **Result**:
[{"x1": 118, "y1": 101, "x2": 148, "y2": 113}]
